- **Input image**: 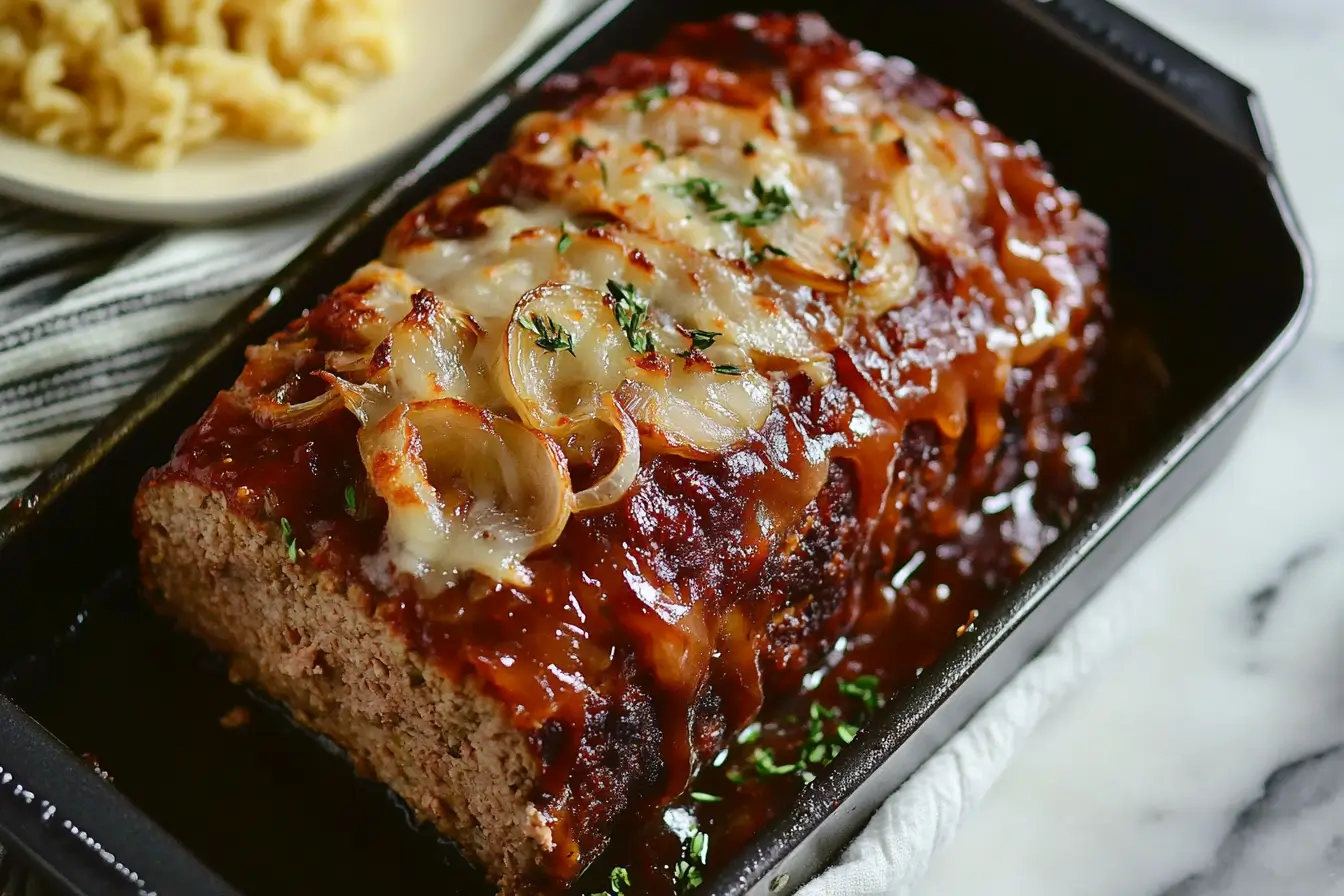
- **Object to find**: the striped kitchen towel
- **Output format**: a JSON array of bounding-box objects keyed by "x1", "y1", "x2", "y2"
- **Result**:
[{"x1": 0, "y1": 196, "x2": 350, "y2": 500}]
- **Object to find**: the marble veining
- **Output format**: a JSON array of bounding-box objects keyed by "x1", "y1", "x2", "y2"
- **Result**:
[{"x1": 910, "y1": 1, "x2": 1344, "y2": 892}]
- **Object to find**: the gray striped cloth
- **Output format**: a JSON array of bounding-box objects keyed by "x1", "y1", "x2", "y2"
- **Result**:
[{"x1": 0, "y1": 195, "x2": 351, "y2": 500}]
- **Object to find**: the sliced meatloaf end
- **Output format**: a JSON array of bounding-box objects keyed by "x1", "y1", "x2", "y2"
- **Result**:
[{"x1": 134, "y1": 480, "x2": 553, "y2": 888}]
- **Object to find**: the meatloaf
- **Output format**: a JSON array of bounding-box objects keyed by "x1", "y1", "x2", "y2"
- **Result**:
[{"x1": 134, "y1": 12, "x2": 1108, "y2": 893}]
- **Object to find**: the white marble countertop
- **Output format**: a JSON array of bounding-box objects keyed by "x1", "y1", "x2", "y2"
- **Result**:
[{"x1": 913, "y1": 1, "x2": 1344, "y2": 893}]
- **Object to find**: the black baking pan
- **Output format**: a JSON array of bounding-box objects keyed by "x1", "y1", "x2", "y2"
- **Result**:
[{"x1": 0, "y1": 0, "x2": 1311, "y2": 893}]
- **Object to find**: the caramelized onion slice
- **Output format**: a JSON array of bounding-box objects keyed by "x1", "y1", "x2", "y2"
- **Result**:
[
  {"x1": 358, "y1": 399, "x2": 573, "y2": 589},
  {"x1": 570, "y1": 395, "x2": 640, "y2": 513},
  {"x1": 374, "y1": 288, "x2": 486, "y2": 405},
  {"x1": 621, "y1": 356, "x2": 774, "y2": 459},
  {"x1": 502, "y1": 283, "x2": 630, "y2": 432},
  {"x1": 250, "y1": 380, "x2": 345, "y2": 429}
]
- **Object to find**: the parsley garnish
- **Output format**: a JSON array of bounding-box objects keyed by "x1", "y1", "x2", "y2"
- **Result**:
[
  {"x1": 752, "y1": 747, "x2": 798, "y2": 777},
  {"x1": 344, "y1": 485, "x2": 357, "y2": 515},
  {"x1": 838, "y1": 674, "x2": 883, "y2": 714},
  {"x1": 641, "y1": 138, "x2": 667, "y2": 160},
  {"x1": 605, "y1": 280, "x2": 656, "y2": 353},
  {"x1": 673, "y1": 826, "x2": 710, "y2": 894},
  {"x1": 599, "y1": 159, "x2": 609, "y2": 186},
  {"x1": 519, "y1": 313, "x2": 576, "y2": 355},
  {"x1": 556, "y1": 224, "x2": 573, "y2": 255},
  {"x1": 746, "y1": 243, "x2": 790, "y2": 264},
  {"x1": 630, "y1": 84, "x2": 671, "y2": 112},
  {"x1": 279, "y1": 518, "x2": 297, "y2": 561},
  {"x1": 588, "y1": 866, "x2": 631, "y2": 896},
  {"x1": 712, "y1": 364, "x2": 745, "y2": 376},
  {"x1": 690, "y1": 791, "x2": 722, "y2": 803},
  {"x1": 684, "y1": 329, "x2": 720, "y2": 352},
  {"x1": 671, "y1": 177, "x2": 727, "y2": 213}
]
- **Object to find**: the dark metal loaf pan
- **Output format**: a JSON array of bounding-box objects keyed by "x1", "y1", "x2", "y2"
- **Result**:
[{"x1": 0, "y1": 0, "x2": 1311, "y2": 894}]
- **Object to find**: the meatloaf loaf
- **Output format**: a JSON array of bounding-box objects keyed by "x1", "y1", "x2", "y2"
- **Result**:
[{"x1": 134, "y1": 12, "x2": 1108, "y2": 893}]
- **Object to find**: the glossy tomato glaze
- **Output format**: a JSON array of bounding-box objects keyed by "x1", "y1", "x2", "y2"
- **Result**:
[{"x1": 146, "y1": 13, "x2": 1108, "y2": 891}]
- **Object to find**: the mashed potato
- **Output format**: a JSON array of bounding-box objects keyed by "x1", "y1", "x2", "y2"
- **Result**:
[{"x1": 0, "y1": 0, "x2": 401, "y2": 168}]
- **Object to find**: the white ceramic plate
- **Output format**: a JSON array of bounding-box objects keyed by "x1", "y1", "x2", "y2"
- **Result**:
[{"x1": 0, "y1": 0, "x2": 567, "y2": 224}]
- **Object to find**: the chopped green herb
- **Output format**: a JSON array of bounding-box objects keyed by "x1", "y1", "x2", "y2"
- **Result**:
[
  {"x1": 279, "y1": 518, "x2": 297, "y2": 562},
  {"x1": 712, "y1": 364, "x2": 745, "y2": 376},
  {"x1": 573, "y1": 136, "x2": 595, "y2": 154},
  {"x1": 725, "y1": 769, "x2": 746, "y2": 784},
  {"x1": 641, "y1": 138, "x2": 667, "y2": 160},
  {"x1": 837, "y1": 242, "x2": 865, "y2": 280},
  {"x1": 742, "y1": 140, "x2": 757, "y2": 156},
  {"x1": 466, "y1": 179, "x2": 481, "y2": 195},
  {"x1": 838, "y1": 674, "x2": 884, "y2": 714},
  {"x1": 671, "y1": 177, "x2": 727, "y2": 213},
  {"x1": 746, "y1": 243, "x2": 791, "y2": 264},
  {"x1": 344, "y1": 485, "x2": 357, "y2": 515},
  {"x1": 690, "y1": 831, "x2": 709, "y2": 865},
  {"x1": 684, "y1": 328, "x2": 720, "y2": 352},
  {"x1": 752, "y1": 748, "x2": 798, "y2": 777},
  {"x1": 709, "y1": 177, "x2": 792, "y2": 227},
  {"x1": 736, "y1": 722, "x2": 762, "y2": 744},
  {"x1": 519, "y1": 313, "x2": 577, "y2": 355},
  {"x1": 599, "y1": 159, "x2": 609, "y2": 186},
  {"x1": 779, "y1": 86, "x2": 794, "y2": 110},
  {"x1": 556, "y1": 224, "x2": 573, "y2": 255},
  {"x1": 690, "y1": 791, "x2": 723, "y2": 803},
  {"x1": 605, "y1": 280, "x2": 656, "y2": 353},
  {"x1": 712, "y1": 749, "x2": 729, "y2": 768},
  {"x1": 629, "y1": 84, "x2": 671, "y2": 112},
  {"x1": 836, "y1": 722, "x2": 860, "y2": 744},
  {"x1": 588, "y1": 865, "x2": 631, "y2": 896}
]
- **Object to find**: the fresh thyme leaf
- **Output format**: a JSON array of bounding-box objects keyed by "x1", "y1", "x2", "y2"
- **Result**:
[
  {"x1": 279, "y1": 518, "x2": 297, "y2": 562},
  {"x1": 837, "y1": 242, "x2": 866, "y2": 280},
  {"x1": 746, "y1": 243, "x2": 790, "y2": 264},
  {"x1": 712, "y1": 364, "x2": 745, "y2": 376},
  {"x1": 344, "y1": 485, "x2": 357, "y2": 515},
  {"x1": 519, "y1": 313, "x2": 577, "y2": 355},
  {"x1": 605, "y1": 280, "x2": 656, "y2": 353},
  {"x1": 670, "y1": 177, "x2": 727, "y2": 213},
  {"x1": 556, "y1": 225, "x2": 573, "y2": 255},
  {"x1": 629, "y1": 84, "x2": 671, "y2": 112},
  {"x1": 690, "y1": 791, "x2": 723, "y2": 803},
  {"x1": 684, "y1": 328, "x2": 720, "y2": 352},
  {"x1": 715, "y1": 177, "x2": 793, "y2": 227},
  {"x1": 641, "y1": 138, "x2": 667, "y2": 160}
]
